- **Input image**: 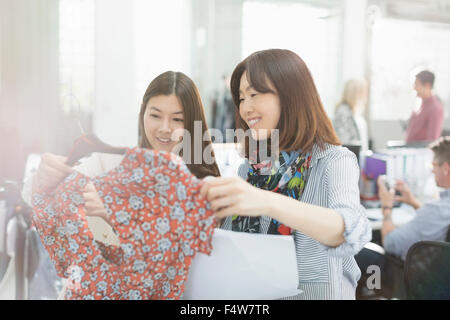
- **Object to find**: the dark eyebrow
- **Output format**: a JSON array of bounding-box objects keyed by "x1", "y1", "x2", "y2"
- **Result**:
[
  {"x1": 239, "y1": 85, "x2": 254, "y2": 94},
  {"x1": 149, "y1": 106, "x2": 162, "y2": 112},
  {"x1": 149, "y1": 106, "x2": 183, "y2": 115}
]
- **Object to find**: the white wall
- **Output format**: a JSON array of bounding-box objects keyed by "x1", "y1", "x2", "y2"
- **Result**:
[
  {"x1": 190, "y1": 0, "x2": 243, "y2": 123},
  {"x1": 0, "y1": 0, "x2": 60, "y2": 180},
  {"x1": 93, "y1": 0, "x2": 137, "y2": 147},
  {"x1": 341, "y1": 0, "x2": 368, "y2": 81},
  {"x1": 2, "y1": 0, "x2": 448, "y2": 155},
  {"x1": 0, "y1": 0, "x2": 59, "y2": 151}
]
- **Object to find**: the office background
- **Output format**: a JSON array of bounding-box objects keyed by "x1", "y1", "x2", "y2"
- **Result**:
[{"x1": 1, "y1": 0, "x2": 450, "y2": 182}]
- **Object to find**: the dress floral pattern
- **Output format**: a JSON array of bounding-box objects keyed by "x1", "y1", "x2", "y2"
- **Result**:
[{"x1": 31, "y1": 147, "x2": 216, "y2": 300}]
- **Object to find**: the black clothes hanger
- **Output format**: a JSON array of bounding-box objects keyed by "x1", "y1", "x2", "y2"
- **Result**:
[
  {"x1": 65, "y1": 133, "x2": 127, "y2": 166},
  {"x1": 64, "y1": 95, "x2": 127, "y2": 166}
]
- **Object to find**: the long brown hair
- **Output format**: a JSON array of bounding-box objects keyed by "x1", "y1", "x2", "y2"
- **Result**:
[
  {"x1": 230, "y1": 49, "x2": 340, "y2": 158},
  {"x1": 138, "y1": 71, "x2": 221, "y2": 178}
]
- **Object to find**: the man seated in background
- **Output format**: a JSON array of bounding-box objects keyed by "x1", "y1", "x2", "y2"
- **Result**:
[
  {"x1": 355, "y1": 136, "x2": 450, "y2": 298},
  {"x1": 405, "y1": 70, "x2": 444, "y2": 143},
  {"x1": 380, "y1": 136, "x2": 450, "y2": 257}
]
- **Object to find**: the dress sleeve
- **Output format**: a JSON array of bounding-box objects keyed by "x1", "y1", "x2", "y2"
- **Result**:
[
  {"x1": 156, "y1": 155, "x2": 217, "y2": 256},
  {"x1": 185, "y1": 177, "x2": 216, "y2": 255},
  {"x1": 31, "y1": 173, "x2": 151, "y2": 299},
  {"x1": 32, "y1": 150, "x2": 217, "y2": 300}
]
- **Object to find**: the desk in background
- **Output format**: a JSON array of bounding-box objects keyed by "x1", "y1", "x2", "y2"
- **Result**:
[{"x1": 366, "y1": 204, "x2": 416, "y2": 231}]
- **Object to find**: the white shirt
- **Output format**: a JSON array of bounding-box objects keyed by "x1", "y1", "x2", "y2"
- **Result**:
[{"x1": 353, "y1": 113, "x2": 368, "y2": 153}]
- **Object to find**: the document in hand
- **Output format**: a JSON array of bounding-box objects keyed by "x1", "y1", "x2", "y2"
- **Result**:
[{"x1": 183, "y1": 228, "x2": 301, "y2": 300}]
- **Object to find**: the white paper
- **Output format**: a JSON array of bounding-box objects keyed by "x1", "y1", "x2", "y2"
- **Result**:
[{"x1": 183, "y1": 228, "x2": 301, "y2": 300}]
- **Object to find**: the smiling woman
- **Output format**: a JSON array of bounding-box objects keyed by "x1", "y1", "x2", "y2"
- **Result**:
[
  {"x1": 21, "y1": 70, "x2": 221, "y2": 299},
  {"x1": 143, "y1": 95, "x2": 185, "y2": 152},
  {"x1": 238, "y1": 72, "x2": 281, "y2": 141},
  {"x1": 138, "y1": 71, "x2": 221, "y2": 179},
  {"x1": 201, "y1": 49, "x2": 372, "y2": 300},
  {"x1": 230, "y1": 49, "x2": 340, "y2": 159}
]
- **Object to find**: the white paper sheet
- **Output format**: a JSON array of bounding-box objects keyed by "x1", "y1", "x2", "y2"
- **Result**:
[{"x1": 183, "y1": 228, "x2": 301, "y2": 300}]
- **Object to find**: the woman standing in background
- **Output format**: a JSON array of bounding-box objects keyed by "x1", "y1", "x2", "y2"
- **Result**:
[{"x1": 333, "y1": 79, "x2": 369, "y2": 153}]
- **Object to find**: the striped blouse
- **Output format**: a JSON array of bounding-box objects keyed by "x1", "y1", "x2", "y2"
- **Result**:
[{"x1": 221, "y1": 143, "x2": 372, "y2": 300}]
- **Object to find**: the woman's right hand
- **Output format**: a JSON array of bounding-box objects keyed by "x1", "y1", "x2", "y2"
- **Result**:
[{"x1": 32, "y1": 153, "x2": 74, "y2": 193}]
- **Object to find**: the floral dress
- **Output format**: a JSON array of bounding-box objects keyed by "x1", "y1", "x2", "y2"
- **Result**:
[{"x1": 31, "y1": 147, "x2": 216, "y2": 300}]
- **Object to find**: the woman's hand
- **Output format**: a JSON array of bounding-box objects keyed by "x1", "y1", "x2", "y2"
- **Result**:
[
  {"x1": 199, "y1": 176, "x2": 272, "y2": 219},
  {"x1": 32, "y1": 153, "x2": 74, "y2": 193},
  {"x1": 82, "y1": 182, "x2": 112, "y2": 226},
  {"x1": 201, "y1": 176, "x2": 347, "y2": 247}
]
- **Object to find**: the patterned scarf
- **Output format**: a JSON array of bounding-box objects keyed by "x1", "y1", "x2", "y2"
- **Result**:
[{"x1": 231, "y1": 150, "x2": 312, "y2": 235}]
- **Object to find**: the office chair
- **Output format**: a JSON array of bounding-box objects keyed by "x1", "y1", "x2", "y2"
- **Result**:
[
  {"x1": 383, "y1": 227, "x2": 450, "y2": 299},
  {"x1": 342, "y1": 144, "x2": 361, "y2": 165},
  {"x1": 355, "y1": 242, "x2": 406, "y2": 299},
  {"x1": 404, "y1": 240, "x2": 450, "y2": 300},
  {"x1": 382, "y1": 252, "x2": 407, "y2": 299},
  {"x1": 357, "y1": 227, "x2": 450, "y2": 300}
]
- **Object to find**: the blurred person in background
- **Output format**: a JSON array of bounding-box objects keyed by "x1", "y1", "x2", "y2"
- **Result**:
[
  {"x1": 355, "y1": 136, "x2": 450, "y2": 297},
  {"x1": 405, "y1": 70, "x2": 444, "y2": 143},
  {"x1": 333, "y1": 78, "x2": 369, "y2": 153},
  {"x1": 378, "y1": 136, "x2": 450, "y2": 258}
]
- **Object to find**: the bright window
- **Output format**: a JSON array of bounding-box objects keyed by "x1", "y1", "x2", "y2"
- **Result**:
[
  {"x1": 370, "y1": 18, "x2": 450, "y2": 120},
  {"x1": 133, "y1": 0, "x2": 192, "y2": 103},
  {"x1": 242, "y1": 1, "x2": 342, "y2": 116},
  {"x1": 59, "y1": 0, "x2": 95, "y2": 114}
]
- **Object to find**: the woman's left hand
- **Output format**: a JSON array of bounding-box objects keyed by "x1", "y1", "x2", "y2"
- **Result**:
[
  {"x1": 199, "y1": 176, "x2": 272, "y2": 219},
  {"x1": 82, "y1": 182, "x2": 112, "y2": 226}
]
